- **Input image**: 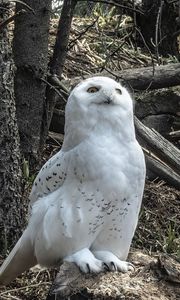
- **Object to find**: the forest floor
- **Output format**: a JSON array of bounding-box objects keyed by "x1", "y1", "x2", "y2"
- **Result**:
[{"x1": 0, "y1": 15, "x2": 180, "y2": 300}]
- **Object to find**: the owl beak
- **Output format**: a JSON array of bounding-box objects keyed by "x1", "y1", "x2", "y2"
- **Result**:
[{"x1": 104, "y1": 97, "x2": 112, "y2": 104}]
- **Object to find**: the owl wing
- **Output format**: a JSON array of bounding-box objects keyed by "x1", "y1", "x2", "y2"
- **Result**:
[
  {"x1": 29, "y1": 149, "x2": 68, "y2": 210},
  {"x1": 0, "y1": 150, "x2": 69, "y2": 286}
]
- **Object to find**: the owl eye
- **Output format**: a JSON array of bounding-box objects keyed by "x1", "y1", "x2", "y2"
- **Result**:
[
  {"x1": 87, "y1": 87, "x2": 99, "y2": 93},
  {"x1": 116, "y1": 88, "x2": 122, "y2": 95}
]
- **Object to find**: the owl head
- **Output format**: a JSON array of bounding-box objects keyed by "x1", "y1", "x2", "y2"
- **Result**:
[
  {"x1": 68, "y1": 76, "x2": 133, "y2": 111},
  {"x1": 63, "y1": 77, "x2": 134, "y2": 150}
]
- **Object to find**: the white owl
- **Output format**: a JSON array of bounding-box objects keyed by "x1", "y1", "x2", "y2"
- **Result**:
[{"x1": 0, "y1": 77, "x2": 145, "y2": 285}]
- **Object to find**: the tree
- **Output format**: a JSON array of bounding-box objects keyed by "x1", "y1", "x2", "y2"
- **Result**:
[
  {"x1": 13, "y1": 0, "x2": 52, "y2": 167},
  {"x1": 13, "y1": 0, "x2": 77, "y2": 168},
  {"x1": 0, "y1": 2, "x2": 25, "y2": 253},
  {"x1": 45, "y1": 0, "x2": 77, "y2": 134}
]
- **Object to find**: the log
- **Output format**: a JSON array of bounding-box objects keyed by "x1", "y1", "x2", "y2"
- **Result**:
[
  {"x1": 135, "y1": 117, "x2": 180, "y2": 175},
  {"x1": 46, "y1": 251, "x2": 180, "y2": 300},
  {"x1": 145, "y1": 154, "x2": 180, "y2": 190},
  {"x1": 134, "y1": 87, "x2": 180, "y2": 120},
  {"x1": 63, "y1": 63, "x2": 180, "y2": 91}
]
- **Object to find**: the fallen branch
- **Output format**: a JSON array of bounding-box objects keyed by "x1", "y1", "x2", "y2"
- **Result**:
[
  {"x1": 64, "y1": 63, "x2": 180, "y2": 91},
  {"x1": 169, "y1": 130, "x2": 180, "y2": 139},
  {"x1": 135, "y1": 117, "x2": 180, "y2": 175},
  {"x1": 145, "y1": 154, "x2": 180, "y2": 190}
]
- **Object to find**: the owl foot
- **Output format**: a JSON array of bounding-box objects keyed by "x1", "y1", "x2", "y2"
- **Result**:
[
  {"x1": 64, "y1": 248, "x2": 104, "y2": 273},
  {"x1": 93, "y1": 250, "x2": 134, "y2": 273}
]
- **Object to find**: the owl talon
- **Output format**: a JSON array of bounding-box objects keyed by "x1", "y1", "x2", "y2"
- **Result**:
[
  {"x1": 86, "y1": 263, "x2": 91, "y2": 273},
  {"x1": 103, "y1": 262, "x2": 110, "y2": 271},
  {"x1": 64, "y1": 248, "x2": 104, "y2": 273},
  {"x1": 93, "y1": 250, "x2": 134, "y2": 273},
  {"x1": 110, "y1": 261, "x2": 117, "y2": 271},
  {"x1": 127, "y1": 262, "x2": 135, "y2": 271}
]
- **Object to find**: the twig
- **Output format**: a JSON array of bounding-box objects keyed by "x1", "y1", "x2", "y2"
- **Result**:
[
  {"x1": 78, "y1": 0, "x2": 145, "y2": 15},
  {"x1": 100, "y1": 31, "x2": 133, "y2": 72},
  {"x1": 41, "y1": 78, "x2": 67, "y2": 103},
  {"x1": 0, "y1": 282, "x2": 51, "y2": 295},
  {"x1": 0, "y1": 6, "x2": 10, "y2": 11},
  {"x1": 48, "y1": 131, "x2": 64, "y2": 146},
  {"x1": 169, "y1": 130, "x2": 180, "y2": 139},
  {"x1": 0, "y1": 295, "x2": 21, "y2": 300},
  {"x1": 0, "y1": 9, "x2": 25, "y2": 31},
  {"x1": 155, "y1": 0, "x2": 164, "y2": 64},
  {"x1": 68, "y1": 17, "x2": 99, "y2": 50},
  {"x1": 48, "y1": 74, "x2": 69, "y2": 94},
  {"x1": 11, "y1": 0, "x2": 35, "y2": 13},
  {"x1": 134, "y1": 26, "x2": 155, "y2": 92}
]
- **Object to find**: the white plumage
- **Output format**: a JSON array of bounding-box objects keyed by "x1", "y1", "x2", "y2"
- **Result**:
[{"x1": 0, "y1": 76, "x2": 145, "y2": 285}]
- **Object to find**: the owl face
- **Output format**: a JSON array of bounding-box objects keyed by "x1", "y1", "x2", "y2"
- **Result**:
[
  {"x1": 63, "y1": 77, "x2": 134, "y2": 150},
  {"x1": 68, "y1": 77, "x2": 132, "y2": 110}
]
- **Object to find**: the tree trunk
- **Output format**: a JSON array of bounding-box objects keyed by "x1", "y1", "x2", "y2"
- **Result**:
[
  {"x1": 45, "y1": 0, "x2": 78, "y2": 136},
  {"x1": 136, "y1": 0, "x2": 179, "y2": 58},
  {"x1": 13, "y1": 0, "x2": 52, "y2": 167},
  {"x1": 0, "y1": 3, "x2": 24, "y2": 253}
]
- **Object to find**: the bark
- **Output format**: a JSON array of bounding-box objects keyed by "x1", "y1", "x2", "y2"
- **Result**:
[
  {"x1": 136, "y1": 0, "x2": 179, "y2": 58},
  {"x1": 0, "y1": 3, "x2": 24, "y2": 253},
  {"x1": 64, "y1": 63, "x2": 180, "y2": 91},
  {"x1": 13, "y1": 0, "x2": 52, "y2": 167}
]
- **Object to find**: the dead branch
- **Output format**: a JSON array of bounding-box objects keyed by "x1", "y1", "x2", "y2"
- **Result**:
[
  {"x1": 145, "y1": 154, "x2": 180, "y2": 190},
  {"x1": 169, "y1": 130, "x2": 180, "y2": 139},
  {"x1": 78, "y1": 0, "x2": 144, "y2": 15},
  {"x1": 0, "y1": 9, "x2": 26, "y2": 31},
  {"x1": 65, "y1": 63, "x2": 180, "y2": 91},
  {"x1": 135, "y1": 117, "x2": 180, "y2": 175}
]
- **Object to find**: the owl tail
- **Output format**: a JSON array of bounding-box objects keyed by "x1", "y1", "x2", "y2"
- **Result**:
[{"x1": 0, "y1": 229, "x2": 37, "y2": 286}]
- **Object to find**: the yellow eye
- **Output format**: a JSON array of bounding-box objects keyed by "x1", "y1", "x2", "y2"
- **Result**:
[{"x1": 87, "y1": 87, "x2": 99, "y2": 93}]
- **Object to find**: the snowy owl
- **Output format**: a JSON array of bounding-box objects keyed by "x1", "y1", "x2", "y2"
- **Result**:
[{"x1": 0, "y1": 77, "x2": 145, "y2": 285}]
